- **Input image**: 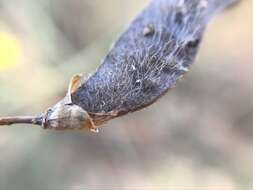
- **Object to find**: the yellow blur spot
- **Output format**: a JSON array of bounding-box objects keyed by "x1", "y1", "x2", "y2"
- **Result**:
[{"x1": 0, "y1": 31, "x2": 22, "y2": 70}]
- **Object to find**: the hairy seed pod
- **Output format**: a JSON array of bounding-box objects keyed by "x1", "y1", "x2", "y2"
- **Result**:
[
  {"x1": 0, "y1": 0, "x2": 240, "y2": 131},
  {"x1": 42, "y1": 0, "x2": 240, "y2": 132}
]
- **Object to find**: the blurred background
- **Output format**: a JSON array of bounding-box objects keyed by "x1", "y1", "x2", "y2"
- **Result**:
[{"x1": 0, "y1": 0, "x2": 252, "y2": 189}]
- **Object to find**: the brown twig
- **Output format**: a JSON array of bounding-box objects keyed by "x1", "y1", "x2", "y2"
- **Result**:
[{"x1": 0, "y1": 116, "x2": 42, "y2": 126}]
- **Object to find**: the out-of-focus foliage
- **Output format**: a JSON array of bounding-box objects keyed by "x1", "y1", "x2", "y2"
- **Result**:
[
  {"x1": 0, "y1": 0, "x2": 252, "y2": 189},
  {"x1": 0, "y1": 31, "x2": 22, "y2": 70}
]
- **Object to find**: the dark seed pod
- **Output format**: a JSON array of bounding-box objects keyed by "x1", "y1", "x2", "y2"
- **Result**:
[
  {"x1": 0, "y1": 0, "x2": 240, "y2": 132},
  {"x1": 44, "y1": 0, "x2": 239, "y2": 132}
]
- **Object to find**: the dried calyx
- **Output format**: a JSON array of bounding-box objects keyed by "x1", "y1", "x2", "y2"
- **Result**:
[{"x1": 0, "y1": 75, "x2": 101, "y2": 133}]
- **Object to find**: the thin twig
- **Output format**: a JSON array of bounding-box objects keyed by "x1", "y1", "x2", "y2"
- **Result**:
[{"x1": 0, "y1": 116, "x2": 42, "y2": 126}]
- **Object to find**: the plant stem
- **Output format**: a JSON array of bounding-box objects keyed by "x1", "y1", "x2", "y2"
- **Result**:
[{"x1": 0, "y1": 116, "x2": 42, "y2": 126}]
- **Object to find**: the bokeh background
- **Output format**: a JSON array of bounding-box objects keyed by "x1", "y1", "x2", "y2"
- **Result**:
[{"x1": 0, "y1": 0, "x2": 252, "y2": 189}]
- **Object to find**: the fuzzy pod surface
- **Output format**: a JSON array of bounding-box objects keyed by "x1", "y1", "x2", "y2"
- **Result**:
[{"x1": 71, "y1": 0, "x2": 238, "y2": 125}]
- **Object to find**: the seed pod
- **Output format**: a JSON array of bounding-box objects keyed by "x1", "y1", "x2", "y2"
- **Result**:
[{"x1": 0, "y1": 0, "x2": 240, "y2": 132}]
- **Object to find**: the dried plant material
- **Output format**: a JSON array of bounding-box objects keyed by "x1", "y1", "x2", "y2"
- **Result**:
[{"x1": 143, "y1": 24, "x2": 155, "y2": 37}]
